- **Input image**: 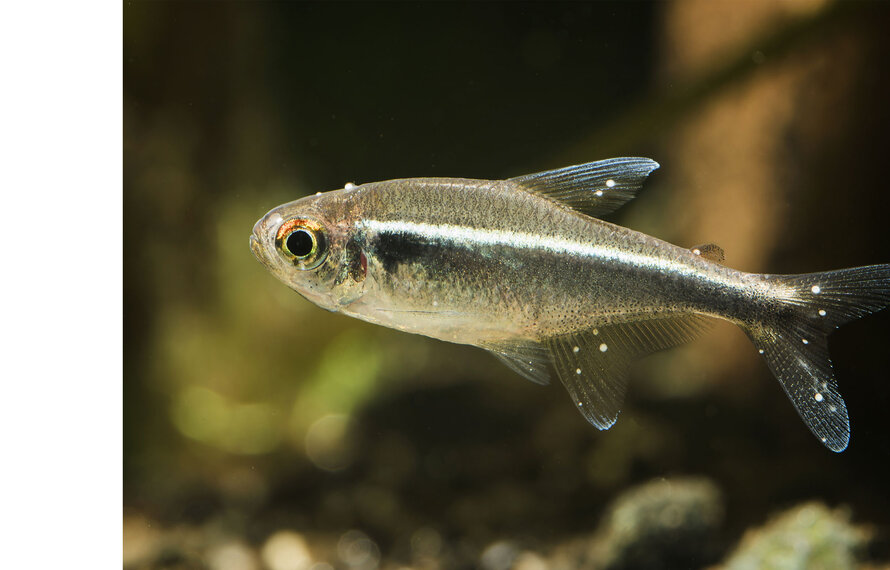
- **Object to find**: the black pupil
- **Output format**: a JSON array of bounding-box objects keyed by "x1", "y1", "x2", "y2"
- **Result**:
[{"x1": 286, "y1": 230, "x2": 314, "y2": 257}]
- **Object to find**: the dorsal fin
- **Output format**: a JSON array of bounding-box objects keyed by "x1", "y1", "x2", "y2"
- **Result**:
[
  {"x1": 509, "y1": 157, "x2": 660, "y2": 217},
  {"x1": 545, "y1": 315, "x2": 709, "y2": 429},
  {"x1": 690, "y1": 243, "x2": 725, "y2": 263}
]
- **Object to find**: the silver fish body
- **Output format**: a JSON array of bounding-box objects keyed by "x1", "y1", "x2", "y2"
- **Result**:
[{"x1": 251, "y1": 158, "x2": 890, "y2": 452}]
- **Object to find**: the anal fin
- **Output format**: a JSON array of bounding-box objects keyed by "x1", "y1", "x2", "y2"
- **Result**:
[{"x1": 546, "y1": 315, "x2": 709, "y2": 430}]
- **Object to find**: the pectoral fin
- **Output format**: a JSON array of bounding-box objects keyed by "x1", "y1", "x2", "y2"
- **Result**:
[{"x1": 509, "y1": 157, "x2": 659, "y2": 217}]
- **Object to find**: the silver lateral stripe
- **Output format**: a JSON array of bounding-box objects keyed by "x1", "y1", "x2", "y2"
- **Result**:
[{"x1": 360, "y1": 219, "x2": 703, "y2": 279}]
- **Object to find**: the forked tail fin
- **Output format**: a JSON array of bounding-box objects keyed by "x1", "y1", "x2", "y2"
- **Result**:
[{"x1": 743, "y1": 264, "x2": 890, "y2": 452}]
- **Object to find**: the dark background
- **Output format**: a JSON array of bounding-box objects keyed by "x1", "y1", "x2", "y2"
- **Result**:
[{"x1": 124, "y1": 2, "x2": 890, "y2": 568}]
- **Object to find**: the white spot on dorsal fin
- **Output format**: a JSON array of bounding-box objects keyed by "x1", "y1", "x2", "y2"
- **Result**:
[{"x1": 345, "y1": 182, "x2": 357, "y2": 191}]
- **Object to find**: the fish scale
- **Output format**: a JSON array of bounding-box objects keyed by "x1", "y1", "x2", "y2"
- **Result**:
[{"x1": 251, "y1": 157, "x2": 890, "y2": 452}]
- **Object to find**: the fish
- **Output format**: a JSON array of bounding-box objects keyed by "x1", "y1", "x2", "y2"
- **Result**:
[{"x1": 250, "y1": 157, "x2": 890, "y2": 452}]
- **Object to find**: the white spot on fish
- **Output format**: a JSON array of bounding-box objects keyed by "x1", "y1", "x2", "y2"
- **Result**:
[
  {"x1": 821, "y1": 437, "x2": 827, "y2": 443},
  {"x1": 605, "y1": 179, "x2": 616, "y2": 188},
  {"x1": 592, "y1": 328, "x2": 599, "y2": 335},
  {"x1": 818, "y1": 309, "x2": 827, "y2": 317},
  {"x1": 758, "y1": 349, "x2": 765, "y2": 354},
  {"x1": 595, "y1": 190, "x2": 604, "y2": 197},
  {"x1": 802, "y1": 338, "x2": 809, "y2": 345},
  {"x1": 599, "y1": 343, "x2": 608, "y2": 352},
  {"x1": 829, "y1": 405, "x2": 837, "y2": 412},
  {"x1": 811, "y1": 285, "x2": 821, "y2": 294},
  {"x1": 575, "y1": 368, "x2": 582, "y2": 375},
  {"x1": 814, "y1": 392, "x2": 824, "y2": 402},
  {"x1": 821, "y1": 382, "x2": 827, "y2": 390},
  {"x1": 315, "y1": 192, "x2": 323, "y2": 196},
  {"x1": 692, "y1": 248, "x2": 702, "y2": 256},
  {"x1": 432, "y1": 300, "x2": 438, "y2": 307},
  {"x1": 578, "y1": 402, "x2": 583, "y2": 406},
  {"x1": 573, "y1": 346, "x2": 580, "y2": 353},
  {"x1": 345, "y1": 182, "x2": 357, "y2": 191}
]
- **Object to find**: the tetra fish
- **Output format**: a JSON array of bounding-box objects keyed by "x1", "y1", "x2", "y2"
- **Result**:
[{"x1": 250, "y1": 158, "x2": 889, "y2": 451}]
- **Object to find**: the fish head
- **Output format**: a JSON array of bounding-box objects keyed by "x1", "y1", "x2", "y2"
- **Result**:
[{"x1": 251, "y1": 190, "x2": 364, "y2": 311}]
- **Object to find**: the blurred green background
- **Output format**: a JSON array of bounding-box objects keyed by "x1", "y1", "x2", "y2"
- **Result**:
[{"x1": 124, "y1": 2, "x2": 890, "y2": 568}]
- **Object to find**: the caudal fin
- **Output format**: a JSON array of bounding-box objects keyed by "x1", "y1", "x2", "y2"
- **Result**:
[{"x1": 743, "y1": 264, "x2": 890, "y2": 452}]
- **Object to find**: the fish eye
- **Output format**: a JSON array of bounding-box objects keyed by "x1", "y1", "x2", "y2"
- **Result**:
[
  {"x1": 275, "y1": 218, "x2": 327, "y2": 269},
  {"x1": 286, "y1": 229, "x2": 314, "y2": 258}
]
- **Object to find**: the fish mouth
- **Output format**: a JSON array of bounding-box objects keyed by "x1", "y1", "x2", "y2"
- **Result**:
[{"x1": 249, "y1": 231, "x2": 274, "y2": 270}]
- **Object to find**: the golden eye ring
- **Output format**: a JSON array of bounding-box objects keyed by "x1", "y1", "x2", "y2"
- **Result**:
[{"x1": 275, "y1": 218, "x2": 327, "y2": 269}]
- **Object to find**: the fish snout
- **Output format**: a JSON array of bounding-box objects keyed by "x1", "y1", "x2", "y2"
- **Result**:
[{"x1": 250, "y1": 211, "x2": 283, "y2": 267}]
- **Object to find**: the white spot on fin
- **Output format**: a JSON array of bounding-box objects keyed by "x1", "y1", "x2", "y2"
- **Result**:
[
  {"x1": 814, "y1": 393, "x2": 824, "y2": 402},
  {"x1": 811, "y1": 285, "x2": 821, "y2": 294},
  {"x1": 818, "y1": 309, "x2": 827, "y2": 317},
  {"x1": 572, "y1": 346, "x2": 580, "y2": 353},
  {"x1": 345, "y1": 182, "x2": 357, "y2": 191},
  {"x1": 595, "y1": 190, "x2": 604, "y2": 197},
  {"x1": 575, "y1": 368, "x2": 582, "y2": 375},
  {"x1": 605, "y1": 179, "x2": 616, "y2": 188},
  {"x1": 599, "y1": 343, "x2": 608, "y2": 352},
  {"x1": 802, "y1": 338, "x2": 809, "y2": 345}
]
